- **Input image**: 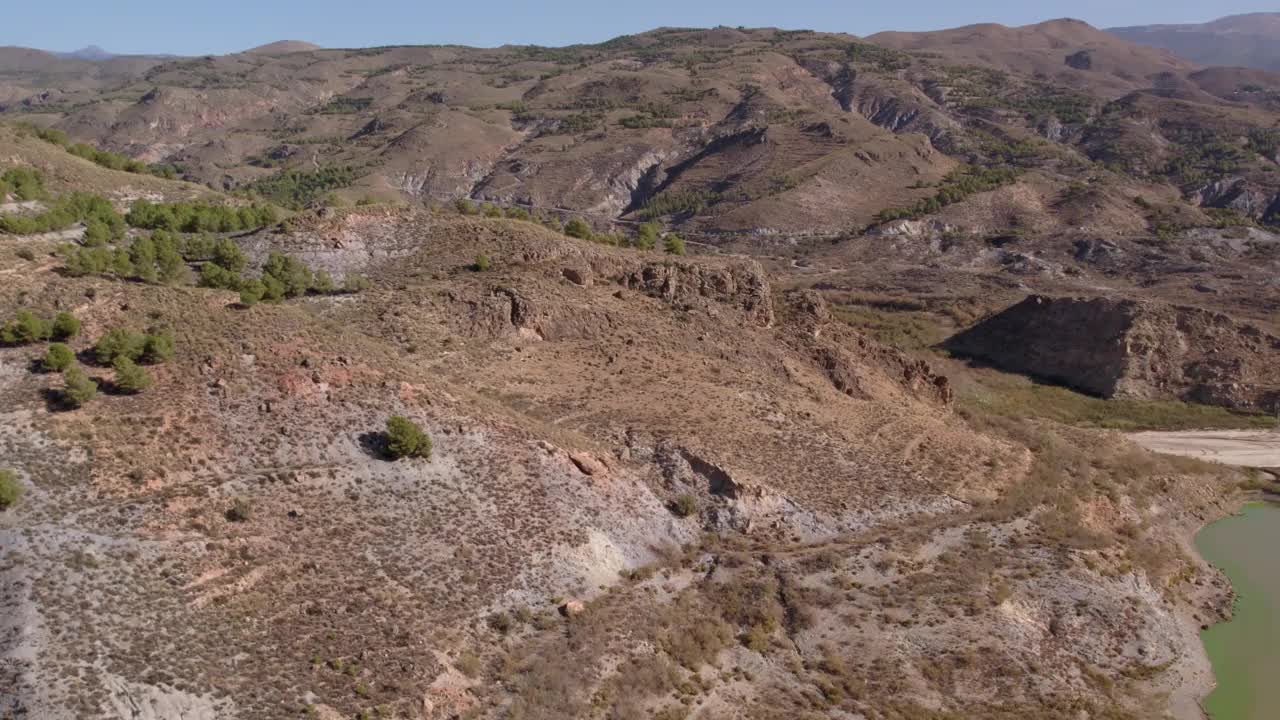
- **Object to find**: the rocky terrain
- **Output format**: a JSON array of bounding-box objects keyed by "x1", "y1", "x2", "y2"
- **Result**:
[
  {"x1": 4, "y1": 19, "x2": 1280, "y2": 239},
  {"x1": 0, "y1": 15, "x2": 1278, "y2": 720},
  {"x1": 0, "y1": 197, "x2": 1253, "y2": 720},
  {"x1": 946, "y1": 295, "x2": 1280, "y2": 412}
]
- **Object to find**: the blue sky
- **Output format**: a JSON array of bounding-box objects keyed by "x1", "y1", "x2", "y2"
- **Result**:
[{"x1": 4, "y1": 0, "x2": 1277, "y2": 55}]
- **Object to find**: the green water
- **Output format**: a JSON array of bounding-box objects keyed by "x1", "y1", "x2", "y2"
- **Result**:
[{"x1": 1197, "y1": 503, "x2": 1280, "y2": 720}]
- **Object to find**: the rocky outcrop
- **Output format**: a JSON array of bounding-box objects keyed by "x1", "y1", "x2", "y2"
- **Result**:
[
  {"x1": 237, "y1": 206, "x2": 424, "y2": 279},
  {"x1": 1193, "y1": 177, "x2": 1280, "y2": 221},
  {"x1": 797, "y1": 59, "x2": 959, "y2": 145},
  {"x1": 947, "y1": 295, "x2": 1280, "y2": 412},
  {"x1": 613, "y1": 259, "x2": 775, "y2": 327},
  {"x1": 785, "y1": 291, "x2": 953, "y2": 405}
]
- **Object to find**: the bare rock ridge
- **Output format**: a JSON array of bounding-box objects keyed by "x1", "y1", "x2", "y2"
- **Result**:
[{"x1": 946, "y1": 295, "x2": 1280, "y2": 412}]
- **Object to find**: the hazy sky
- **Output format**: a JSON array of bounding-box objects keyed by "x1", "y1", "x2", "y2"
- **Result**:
[{"x1": 4, "y1": 0, "x2": 1277, "y2": 55}]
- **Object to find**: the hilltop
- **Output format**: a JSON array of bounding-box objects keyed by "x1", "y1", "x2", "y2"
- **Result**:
[{"x1": 244, "y1": 40, "x2": 323, "y2": 55}]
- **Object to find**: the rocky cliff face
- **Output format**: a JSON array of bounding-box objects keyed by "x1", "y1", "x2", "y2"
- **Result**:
[{"x1": 947, "y1": 295, "x2": 1280, "y2": 412}]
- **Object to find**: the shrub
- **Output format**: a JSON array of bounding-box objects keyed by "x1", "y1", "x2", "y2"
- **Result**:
[
  {"x1": 635, "y1": 222, "x2": 660, "y2": 250},
  {"x1": 384, "y1": 416, "x2": 432, "y2": 460},
  {"x1": 473, "y1": 254, "x2": 491, "y2": 272},
  {"x1": 94, "y1": 328, "x2": 146, "y2": 365},
  {"x1": 225, "y1": 498, "x2": 252, "y2": 522},
  {"x1": 671, "y1": 494, "x2": 699, "y2": 517},
  {"x1": 0, "y1": 167, "x2": 46, "y2": 201},
  {"x1": 1, "y1": 310, "x2": 51, "y2": 344},
  {"x1": 488, "y1": 612, "x2": 513, "y2": 635},
  {"x1": 154, "y1": 235, "x2": 188, "y2": 285},
  {"x1": 262, "y1": 251, "x2": 314, "y2": 298},
  {"x1": 142, "y1": 332, "x2": 175, "y2": 364},
  {"x1": 455, "y1": 198, "x2": 477, "y2": 215},
  {"x1": 238, "y1": 279, "x2": 265, "y2": 306},
  {"x1": 51, "y1": 312, "x2": 80, "y2": 340},
  {"x1": 199, "y1": 262, "x2": 242, "y2": 290},
  {"x1": 112, "y1": 356, "x2": 152, "y2": 394},
  {"x1": 63, "y1": 367, "x2": 98, "y2": 408},
  {"x1": 564, "y1": 217, "x2": 592, "y2": 239},
  {"x1": 82, "y1": 220, "x2": 112, "y2": 246},
  {"x1": 663, "y1": 233, "x2": 687, "y2": 256},
  {"x1": 261, "y1": 274, "x2": 287, "y2": 302},
  {"x1": 0, "y1": 469, "x2": 21, "y2": 510},
  {"x1": 311, "y1": 270, "x2": 336, "y2": 294},
  {"x1": 343, "y1": 274, "x2": 371, "y2": 293},
  {"x1": 211, "y1": 238, "x2": 247, "y2": 273},
  {"x1": 63, "y1": 245, "x2": 114, "y2": 277},
  {"x1": 43, "y1": 343, "x2": 75, "y2": 372},
  {"x1": 65, "y1": 142, "x2": 148, "y2": 173},
  {"x1": 128, "y1": 235, "x2": 159, "y2": 283}
]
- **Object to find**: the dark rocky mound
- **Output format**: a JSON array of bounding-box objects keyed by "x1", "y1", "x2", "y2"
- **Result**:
[{"x1": 946, "y1": 295, "x2": 1280, "y2": 412}]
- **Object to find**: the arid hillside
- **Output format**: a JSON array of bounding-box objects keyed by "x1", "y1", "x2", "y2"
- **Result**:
[
  {"x1": 4, "y1": 20, "x2": 1280, "y2": 240},
  {"x1": 2, "y1": 16, "x2": 1279, "y2": 720},
  {"x1": 0, "y1": 155, "x2": 1266, "y2": 717}
]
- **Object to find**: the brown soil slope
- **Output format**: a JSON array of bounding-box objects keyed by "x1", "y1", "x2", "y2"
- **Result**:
[
  {"x1": 946, "y1": 295, "x2": 1280, "y2": 412},
  {"x1": 0, "y1": 209, "x2": 1246, "y2": 719}
]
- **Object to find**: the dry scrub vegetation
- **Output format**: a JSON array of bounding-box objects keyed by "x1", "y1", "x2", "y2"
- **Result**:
[{"x1": 0, "y1": 209, "x2": 1257, "y2": 720}]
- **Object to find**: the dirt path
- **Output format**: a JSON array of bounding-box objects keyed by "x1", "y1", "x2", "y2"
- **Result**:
[{"x1": 1130, "y1": 430, "x2": 1280, "y2": 468}]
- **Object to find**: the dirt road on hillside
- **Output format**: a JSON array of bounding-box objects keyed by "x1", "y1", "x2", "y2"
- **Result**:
[{"x1": 1130, "y1": 430, "x2": 1280, "y2": 468}]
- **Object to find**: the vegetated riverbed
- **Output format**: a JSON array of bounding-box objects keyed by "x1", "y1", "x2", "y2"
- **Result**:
[{"x1": 1195, "y1": 502, "x2": 1280, "y2": 720}]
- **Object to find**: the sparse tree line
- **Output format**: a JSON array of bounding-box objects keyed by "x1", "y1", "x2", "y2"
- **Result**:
[
  {"x1": 60, "y1": 228, "x2": 370, "y2": 305},
  {"x1": 452, "y1": 199, "x2": 687, "y2": 255},
  {"x1": 873, "y1": 166, "x2": 1021, "y2": 225},
  {"x1": 0, "y1": 169, "x2": 280, "y2": 237},
  {"x1": 0, "y1": 167, "x2": 46, "y2": 202},
  {"x1": 0, "y1": 191, "x2": 122, "y2": 236},
  {"x1": 20, "y1": 124, "x2": 181, "y2": 179},
  {"x1": 0, "y1": 168, "x2": 370, "y2": 305},
  {"x1": 125, "y1": 200, "x2": 278, "y2": 233},
  {"x1": 0, "y1": 308, "x2": 172, "y2": 409}
]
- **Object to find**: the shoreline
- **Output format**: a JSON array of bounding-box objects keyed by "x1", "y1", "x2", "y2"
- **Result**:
[
  {"x1": 1125, "y1": 428, "x2": 1280, "y2": 717},
  {"x1": 1169, "y1": 488, "x2": 1277, "y2": 719}
]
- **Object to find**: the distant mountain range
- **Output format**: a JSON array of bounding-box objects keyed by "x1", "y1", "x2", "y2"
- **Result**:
[
  {"x1": 54, "y1": 45, "x2": 115, "y2": 61},
  {"x1": 1107, "y1": 12, "x2": 1280, "y2": 71},
  {"x1": 29, "y1": 17, "x2": 1280, "y2": 71},
  {"x1": 39, "y1": 40, "x2": 320, "y2": 61}
]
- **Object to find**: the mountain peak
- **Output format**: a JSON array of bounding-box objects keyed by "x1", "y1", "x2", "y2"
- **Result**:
[
  {"x1": 243, "y1": 40, "x2": 322, "y2": 55},
  {"x1": 57, "y1": 45, "x2": 113, "y2": 60}
]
